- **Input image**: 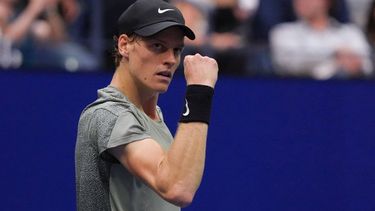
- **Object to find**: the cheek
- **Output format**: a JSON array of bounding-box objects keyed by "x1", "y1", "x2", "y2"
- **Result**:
[
  {"x1": 128, "y1": 49, "x2": 148, "y2": 70},
  {"x1": 130, "y1": 57, "x2": 152, "y2": 82}
]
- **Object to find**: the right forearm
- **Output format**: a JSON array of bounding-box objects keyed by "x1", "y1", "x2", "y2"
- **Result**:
[
  {"x1": 156, "y1": 122, "x2": 208, "y2": 206},
  {"x1": 162, "y1": 123, "x2": 208, "y2": 187}
]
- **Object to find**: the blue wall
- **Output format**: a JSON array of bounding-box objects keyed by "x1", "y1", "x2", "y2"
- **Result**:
[{"x1": 1, "y1": 71, "x2": 374, "y2": 211}]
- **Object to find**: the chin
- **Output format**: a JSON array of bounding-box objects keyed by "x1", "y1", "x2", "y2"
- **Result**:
[
  {"x1": 156, "y1": 86, "x2": 169, "y2": 93},
  {"x1": 153, "y1": 83, "x2": 171, "y2": 93}
]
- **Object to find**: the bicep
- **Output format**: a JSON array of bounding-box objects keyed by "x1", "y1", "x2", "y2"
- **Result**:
[{"x1": 109, "y1": 138, "x2": 167, "y2": 190}]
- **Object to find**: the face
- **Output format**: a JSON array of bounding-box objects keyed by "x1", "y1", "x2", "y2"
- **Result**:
[
  {"x1": 121, "y1": 26, "x2": 185, "y2": 94},
  {"x1": 293, "y1": 0, "x2": 330, "y2": 20}
]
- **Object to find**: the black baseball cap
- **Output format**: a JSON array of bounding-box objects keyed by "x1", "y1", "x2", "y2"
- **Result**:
[{"x1": 117, "y1": 0, "x2": 195, "y2": 40}]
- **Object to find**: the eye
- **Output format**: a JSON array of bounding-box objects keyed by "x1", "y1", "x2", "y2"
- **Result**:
[
  {"x1": 153, "y1": 43, "x2": 162, "y2": 49},
  {"x1": 151, "y1": 43, "x2": 166, "y2": 52}
]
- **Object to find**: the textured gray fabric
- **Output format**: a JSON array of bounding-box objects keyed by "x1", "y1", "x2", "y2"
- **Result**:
[{"x1": 75, "y1": 86, "x2": 179, "y2": 211}]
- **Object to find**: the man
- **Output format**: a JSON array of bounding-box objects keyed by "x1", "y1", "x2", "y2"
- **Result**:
[
  {"x1": 270, "y1": 0, "x2": 372, "y2": 79},
  {"x1": 75, "y1": 0, "x2": 219, "y2": 210}
]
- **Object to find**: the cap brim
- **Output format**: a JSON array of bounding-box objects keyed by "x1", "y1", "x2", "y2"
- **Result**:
[{"x1": 134, "y1": 21, "x2": 195, "y2": 40}]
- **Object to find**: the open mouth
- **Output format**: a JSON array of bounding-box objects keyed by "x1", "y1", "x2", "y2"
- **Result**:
[{"x1": 156, "y1": 71, "x2": 172, "y2": 78}]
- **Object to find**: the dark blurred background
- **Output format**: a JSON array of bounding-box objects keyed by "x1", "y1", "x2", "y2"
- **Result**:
[{"x1": 2, "y1": 0, "x2": 375, "y2": 80}]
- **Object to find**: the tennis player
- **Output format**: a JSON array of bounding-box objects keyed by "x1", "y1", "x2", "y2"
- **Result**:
[{"x1": 75, "y1": 0, "x2": 219, "y2": 210}]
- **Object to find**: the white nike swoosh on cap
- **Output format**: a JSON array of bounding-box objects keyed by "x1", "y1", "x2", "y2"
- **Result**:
[{"x1": 158, "y1": 8, "x2": 175, "y2": 14}]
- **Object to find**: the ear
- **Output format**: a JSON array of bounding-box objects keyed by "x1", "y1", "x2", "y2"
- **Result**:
[{"x1": 118, "y1": 34, "x2": 131, "y2": 59}]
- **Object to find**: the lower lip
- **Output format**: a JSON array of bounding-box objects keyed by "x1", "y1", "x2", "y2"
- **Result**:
[{"x1": 156, "y1": 74, "x2": 172, "y2": 82}]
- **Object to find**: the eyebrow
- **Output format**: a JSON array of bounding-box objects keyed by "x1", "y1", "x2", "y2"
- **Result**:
[{"x1": 148, "y1": 37, "x2": 185, "y2": 48}]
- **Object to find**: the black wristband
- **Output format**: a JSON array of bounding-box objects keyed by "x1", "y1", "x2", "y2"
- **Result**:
[{"x1": 179, "y1": 85, "x2": 214, "y2": 124}]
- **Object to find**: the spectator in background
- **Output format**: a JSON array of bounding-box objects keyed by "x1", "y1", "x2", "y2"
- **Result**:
[
  {"x1": 207, "y1": 0, "x2": 257, "y2": 75},
  {"x1": 209, "y1": 0, "x2": 254, "y2": 50},
  {"x1": 249, "y1": 0, "x2": 294, "y2": 45},
  {"x1": 57, "y1": 0, "x2": 83, "y2": 44},
  {"x1": 173, "y1": 0, "x2": 259, "y2": 75},
  {"x1": 250, "y1": 0, "x2": 350, "y2": 44},
  {"x1": 19, "y1": 0, "x2": 99, "y2": 71},
  {"x1": 0, "y1": 0, "x2": 99, "y2": 71},
  {"x1": 0, "y1": 0, "x2": 45, "y2": 69},
  {"x1": 172, "y1": 0, "x2": 211, "y2": 57},
  {"x1": 270, "y1": 0, "x2": 372, "y2": 80}
]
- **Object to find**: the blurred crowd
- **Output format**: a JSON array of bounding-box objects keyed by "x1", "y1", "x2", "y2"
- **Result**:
[{"x1": 2, "y1": 0, "x2": 375, "y2": 79}]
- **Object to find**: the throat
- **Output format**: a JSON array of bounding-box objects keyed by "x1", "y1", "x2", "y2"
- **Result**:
[
  {"x1": 143, "y1": 107, "x2": 160, "y2": 121},
  {"x1": 139, "y1": 95, "x2": 160, "y2": 121}
]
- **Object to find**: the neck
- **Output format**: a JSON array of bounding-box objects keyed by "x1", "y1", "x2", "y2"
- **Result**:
[
  {"x1": 306, "y1": 15, "x2": 329, "y2": 31},
  {"x1": 110, "y1": 65, "x2": 159, "y2": 120}
]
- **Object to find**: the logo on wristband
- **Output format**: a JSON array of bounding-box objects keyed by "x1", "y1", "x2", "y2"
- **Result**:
[{"x1": 182, "y1": 99, "x2": 190, "y2": 116}]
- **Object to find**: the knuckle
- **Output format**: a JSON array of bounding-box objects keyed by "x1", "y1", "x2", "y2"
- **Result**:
[{"x1": 184, "y1": 55, "x2": 192, "y2": 60}]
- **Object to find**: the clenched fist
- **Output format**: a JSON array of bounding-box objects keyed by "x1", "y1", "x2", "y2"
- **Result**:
[{"x1": 183, "y1": 54, "x2": 218, "y2": 88}]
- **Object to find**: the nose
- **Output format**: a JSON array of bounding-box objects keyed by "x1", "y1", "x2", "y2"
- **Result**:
[{"x1": 163, "y1": 48, "x2": 178, "y2": 68}]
